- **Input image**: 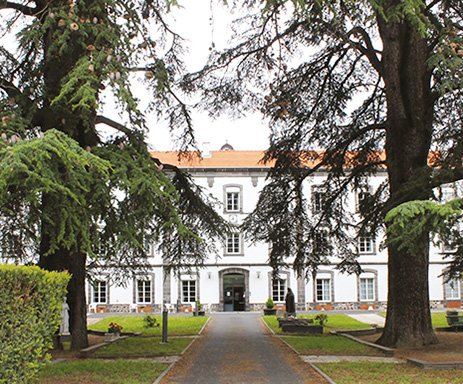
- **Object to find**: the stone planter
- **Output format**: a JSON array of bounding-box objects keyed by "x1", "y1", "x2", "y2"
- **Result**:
[
  {"x1": 263, "y1": 308, "x2": 277, "y2": 316},
  {"x1": 104, "y1": 332, "x2": 121, "y2": 342},
  {"x1": 281, "y1": 324, "x2": 323, "y2": 334}
]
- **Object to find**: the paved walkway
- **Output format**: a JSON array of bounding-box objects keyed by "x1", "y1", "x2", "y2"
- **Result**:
[
  {"x1": 347, "y1": 313, "x2": 386, "y2": 327},
  {"x1": 162, "y1": 313, "x2": 327, "y2": 384}
]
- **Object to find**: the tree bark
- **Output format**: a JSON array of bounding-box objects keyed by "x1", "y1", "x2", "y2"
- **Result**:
[
  {"x1": 376, "y1": 8, "x2": 438, "y2": 347},
  {"x1": 66, "y1": 251, "x2": 89, "y2": 350}
]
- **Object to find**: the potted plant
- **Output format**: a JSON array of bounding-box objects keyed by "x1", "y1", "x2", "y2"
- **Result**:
[
  {"x1": 263, "y1": 298, "x2": 277, "y2": 316},
  {"x1": 193, "y1": 301, "x2": 205, "y2": 316},
  {"x1": 105, "y1": 322, "x2": 123, "y2": 342}
]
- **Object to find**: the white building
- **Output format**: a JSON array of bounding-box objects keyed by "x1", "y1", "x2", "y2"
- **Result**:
[{"x1": 87, "y1": 146, "x2": 463, "y2": 313}]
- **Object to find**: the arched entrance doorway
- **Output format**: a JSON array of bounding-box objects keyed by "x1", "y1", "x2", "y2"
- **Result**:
[{"x1": 219, "y1": 268, "x2": 249, "y2": 311}]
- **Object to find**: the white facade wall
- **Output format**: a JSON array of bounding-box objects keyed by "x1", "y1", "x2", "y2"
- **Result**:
[{"x1": 86, "y1": 151, "x2": 462, "y2": 313}]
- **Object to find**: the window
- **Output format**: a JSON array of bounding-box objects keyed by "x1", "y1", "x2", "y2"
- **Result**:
[
  {"x1": 356, "y1": 191, "x2": 371, "y2": 212},
  {"x1": 358, "y1": 236, "x2": 375, "y2": 254},
  {"x1": 316, "y1": 278, "x2": 331, "y2": 302},
  {"x1": 226, "y1": 232, "x2": 241, "y2": 254},
  {"x1": 272, "y1": 279, "x2": 287, "y2": 302},
  {"x1": 144, "y1": 240, "x2": 155, "y2": 256},
  {"x1": 359, "y1": 277, "x2": 375, "y2": 301},
  {"x1": 137, "y1": 278, "x2": 152, "y2": 303},
  {"x1": 92, "y1": 280, "x2": 107, "y2": 303},
  {"x1": 182, "y1": 280, "x2": 196, "y2": 303},
  {"x1": 224, "y1": 186, "x2": 242, "y2": 212},
  {"x1": 444, "y1": 278, "x2": 461, "y2": 300},
  {"x1": 226, "y1": 191, "x2": 240, "y2": 212},
  {"x1": 314, "y1": 228, "x2": 329, "y2": 247},
  {"x1": 312, "y1": 186, "x2": 325, "y2": 213}
]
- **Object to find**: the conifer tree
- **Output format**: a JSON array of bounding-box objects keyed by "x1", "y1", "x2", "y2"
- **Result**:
[
  {"x1": 187, "y1": 0, "x2": 463, "y2": 347},
  {"x1": 0, "y1": 0, "x2": 227, "y2": 350}
]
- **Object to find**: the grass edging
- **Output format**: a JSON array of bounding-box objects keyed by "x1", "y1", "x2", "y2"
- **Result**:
[
  {"x1": 80, "y1": 335, "x2": 130, "y2": 357},
  {"x1": 152, "y1": 360, "x2": 176, "y2": 384},
  {"x1": 260, "y1": 316, "x2": 276, "y2": 335},
  {"x1": 262, "y1": 318, "x2": 338, "y2": 384},
  {"x1": 335, "y1": 332, "x2": 395, "y2": 357},
  {"x1": 198, "y1": 316, "x2": 211, "y2": 336},
  {"x1": 407, "y1": 358, "x2": 463, "y2": 370},
  {"x1": 309, "y1": 363, "x2": 337, "y2": 384},
  {"x1": 152, "y1": 316, "x2": 212, "y2": 384}
]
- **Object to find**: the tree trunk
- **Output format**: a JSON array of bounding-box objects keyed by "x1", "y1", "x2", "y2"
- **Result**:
[
  {"x1": 67, "y1": 251, "x2": 89, "y2": 350},
  {"x1": 376, "y1": 9, "x2": 438, "y2": 347},
  {"x1": 39, "y1": 219, "x2": 90, "y2": 350}
]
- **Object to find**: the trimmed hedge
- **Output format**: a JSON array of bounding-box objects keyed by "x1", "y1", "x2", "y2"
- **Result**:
[{"x1": 0, "y1": 265, "x2": 70, "y2": 384}]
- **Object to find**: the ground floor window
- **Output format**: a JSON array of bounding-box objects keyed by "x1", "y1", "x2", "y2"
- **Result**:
[
  {"x1": 272, "y1": 279, "x2": 287, "y2": 302},
  {"x1": 137, "y1": 279, "x2": 152, "y2": 303},
  {"x1": 182, "y1": 280, "x2": 196, "y2": 303},
  {"x1": 93, "y1": 280, "x2": 107, "y2": 303},
  {"x1": 359, "y1": 277, "x2": 375, "y2": 301},
  {"x1": 445, "y1": 278, "x2": 461, "y2": 300},
  {"x1": 316, "y1": 278, "x2": 331, "y2": 302}
]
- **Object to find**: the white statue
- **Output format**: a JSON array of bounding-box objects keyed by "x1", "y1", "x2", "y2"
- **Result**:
[{"x1": 60, "y1": 298, "x2": 70, "y2": 336}]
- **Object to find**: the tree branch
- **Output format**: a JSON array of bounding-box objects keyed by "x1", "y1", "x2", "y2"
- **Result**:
[
  {"x1": 347, "y1": 26, "x2": 384, "y2": 78},
  {"x1": 0, "y1": 1, "x2": 37, "y2": 16},
  {"x1": 95, "y1": 115, "x2": 133, "y2": 135},
  {"x1": 0, "y1": 77, "x2": 23, "y2": 99}
]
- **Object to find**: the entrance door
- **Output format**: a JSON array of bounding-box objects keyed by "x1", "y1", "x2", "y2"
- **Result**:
[{"x1": 223, "y1": 273, "x2": 245, "y2": 311}]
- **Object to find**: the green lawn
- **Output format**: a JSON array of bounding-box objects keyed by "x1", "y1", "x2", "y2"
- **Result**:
[
  {"x1": 431, "y1": 312, "x2": 449, "y2": 328},
  {"x1": 89, "y1": 315, "x2": 208, "y2": 336},
  {"x1": 38, "y1": 359, "x2": 168, "y2": 384},
  {"x1": 300, "y1": 314, "x2": 373, "y2": 331},
  {"x1": 380, "y1": 312, "x2": 449, "y2": 328},
  {"x1": 282, "y1": 334, "x2": 383, "y2": 356},
  {"x1": 92, "y1": 336, "x2": 193, "y2": 357},
  {"x1": 262, "y1": 314, "x2": 371, "y2": 334},
  {"x1": 317, "y1": 362, "x2": 463, "y2": 384}
]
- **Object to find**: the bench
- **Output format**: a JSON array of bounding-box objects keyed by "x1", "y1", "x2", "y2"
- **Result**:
[{"x1": 446, "y1": 311, "x2": 463, "y2": 331}]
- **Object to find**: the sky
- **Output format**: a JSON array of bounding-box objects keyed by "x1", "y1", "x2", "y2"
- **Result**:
[
  {"x1": 141, "y1": 0, "x2": 271, "y2": 152},
  {"x1": 0, "y1": 1, "x2": 271, "y2": 152}
]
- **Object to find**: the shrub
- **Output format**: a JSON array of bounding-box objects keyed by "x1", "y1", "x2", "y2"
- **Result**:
[
  {"x1": 315, "y1": 314, "x2": 328, "y2": 327},
  {"x1": 265, "y1": 297, "x2": 275, "y2": 309},
  {"x1": 143, "y1": 315, "x2": 160, "y2": 328},
  {"x1": 0, "y1": 265, "x2": 70, "y2": 384}
]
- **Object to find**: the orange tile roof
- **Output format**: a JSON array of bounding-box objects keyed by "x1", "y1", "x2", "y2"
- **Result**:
[
  {"x1": 151, "y1": 151, "x2": 274, "y2": 168},
  {"x1": 150, "y1": 150, "x2": 388, "y2": 169}
]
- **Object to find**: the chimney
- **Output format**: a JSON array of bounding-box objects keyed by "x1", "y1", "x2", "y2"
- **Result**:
[{"x1": 202, "y1": 142, "x2": 211, "y2": 158}]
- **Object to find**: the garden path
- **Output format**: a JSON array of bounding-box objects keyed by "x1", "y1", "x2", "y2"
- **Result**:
[
  {"x1": 161, "y1": 312, "x2": 327, "y2": 384},
  {"x1": 347, "y1": 313, "x2": 386, "y2": 327}
]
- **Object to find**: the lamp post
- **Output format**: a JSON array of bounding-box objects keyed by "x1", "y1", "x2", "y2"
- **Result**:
[{"x1": 162, "y1": 303, "x2": 168, "y2": 343}]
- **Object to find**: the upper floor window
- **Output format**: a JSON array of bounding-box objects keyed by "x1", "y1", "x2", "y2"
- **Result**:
[
  {"x1": 182, "y1": 280, "x2": 196, "y2": 303},
  {"x1": 227, "y1": 192, "x2": 240, "y2": 211},
  {"x1": 225, "y1": 232, "x2": 242, "y2": 255},
  {"x1": 92, "y1": 280, "x2": 107, "y2": 303},
  {"x1": 444, "y1": 278, "x2": 461, "y2": 300},
  {"x1": 224, "y1": 185, "x2": 242, "y2": 212},
  {"x1": 359, "y1": 277, "x2": 375, "y2": 301},
  {"x1": 356, "y1": 190, "x2": 372, "y2": 212},
  {"x1": 358, "y1": 236, "x2": 375, "y2": 254},
  {"x1": 316, "y1": 278, "x2": 331, "y2": 302},
  {"x1": 272, "y1": 279, "x2": 287, "y2": 302},
  {"x1": 144, "y1": 239, "x2": 155, "y2": 256},
  {"x1": 312, "y1": 186, "x2": 325, "y2": 213},
  {"x1": 137, "y1": 278, "x2": 152, "y2": 303}
]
